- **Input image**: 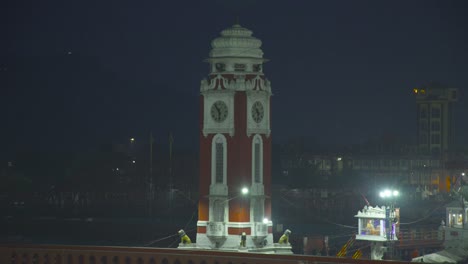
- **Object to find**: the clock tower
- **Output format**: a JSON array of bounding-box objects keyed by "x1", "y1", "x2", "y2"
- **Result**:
[{"x1": 195, "y1": 24, "x2": 274, "y2": 250}]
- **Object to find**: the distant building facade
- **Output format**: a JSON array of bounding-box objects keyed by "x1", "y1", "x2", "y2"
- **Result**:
[{"x1": 413, "y1": 82, "x2": 458, "y2": 159}]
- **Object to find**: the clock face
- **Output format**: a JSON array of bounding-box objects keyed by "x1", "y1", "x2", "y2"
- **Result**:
[
  {"x1": 251, "y1": 101, "x2": 264, "y2": 123},
  {"x1": 211, "y1": 101, "x2": 228, "y2": 123}
]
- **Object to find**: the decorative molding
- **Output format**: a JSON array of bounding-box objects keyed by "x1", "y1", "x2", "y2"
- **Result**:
[{"x1": 355, "y1": 205, "x2": 387, "y2": 219}]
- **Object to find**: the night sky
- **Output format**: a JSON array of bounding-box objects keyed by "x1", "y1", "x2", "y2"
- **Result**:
[{"x1": 2, "y1": 0, "x2": 468, "y2": 158}]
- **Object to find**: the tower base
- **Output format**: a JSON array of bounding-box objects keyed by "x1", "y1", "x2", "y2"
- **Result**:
[{"x1": 178, "y1": 241, "x2": 293, "y2": 255}]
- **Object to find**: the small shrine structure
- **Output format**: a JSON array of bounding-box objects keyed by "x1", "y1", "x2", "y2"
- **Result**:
[{"x1": 355, "y1": 205, "x2": 399, "y2": 260}]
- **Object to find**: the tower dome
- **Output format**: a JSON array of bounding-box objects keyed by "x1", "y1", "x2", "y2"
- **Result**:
[{"x1": 209, "y1": 24, "x2": 263, "y2": 58}]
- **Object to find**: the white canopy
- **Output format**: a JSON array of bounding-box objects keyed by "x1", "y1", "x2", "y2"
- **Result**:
[{"x1": 412, "y1": 247, "x2": 468, "y2": 263}]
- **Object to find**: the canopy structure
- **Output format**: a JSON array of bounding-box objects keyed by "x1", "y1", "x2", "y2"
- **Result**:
[{"x1": 412, "y1": 248, "x2": 468, "y2": 263}]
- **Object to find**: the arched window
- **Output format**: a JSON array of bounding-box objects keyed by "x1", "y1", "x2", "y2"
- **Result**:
[
  {"x1": 252, "y1": 135, "x2": 263, "y2": 184},
  {"x1": 212, "y1": 134, "x2": 227, "y2": 184}
]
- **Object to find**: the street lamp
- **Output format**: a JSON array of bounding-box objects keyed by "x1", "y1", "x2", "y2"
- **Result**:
[
  {"x1": 379, "y1": 189, "x2": 399, "y2": 198},
  {"x1": 379, "y1": 188, "x2": 399, "y2": 242}
]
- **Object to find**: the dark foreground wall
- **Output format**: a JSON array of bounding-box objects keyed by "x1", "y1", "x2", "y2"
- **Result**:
[{"x1": 1, "y1": 244, "x2": 412, "y2": 264}]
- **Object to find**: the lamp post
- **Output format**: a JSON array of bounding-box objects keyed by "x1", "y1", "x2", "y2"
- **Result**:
[{"x1": 379, "y1": 189, "x2": 399, "y2": 241}]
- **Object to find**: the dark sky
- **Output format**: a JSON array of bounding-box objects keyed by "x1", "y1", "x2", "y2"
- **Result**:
[{"x1": 2, "y1": 0, "x2": 468, "y2": 157}]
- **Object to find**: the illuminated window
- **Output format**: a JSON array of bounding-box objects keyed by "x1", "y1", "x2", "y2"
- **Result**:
[{"x1": 360, "y1": 219, "x2": 382, "y2": 236}]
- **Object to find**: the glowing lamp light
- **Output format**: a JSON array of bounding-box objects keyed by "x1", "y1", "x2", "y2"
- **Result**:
[
  {"x1": 130, "y1": 138, "x2": 135, "y2": 142},
  {"x1": 241, "y1": 187, "x2": 249, "y2": 195},
  {"x1": 263, "y1": 218, "x2": 269, "y2": 224},
  {"x1": 379, "y1": 189, "x2": 399, "y2": 198}
]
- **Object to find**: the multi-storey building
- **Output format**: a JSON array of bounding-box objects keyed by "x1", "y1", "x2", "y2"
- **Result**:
[{"x1": 413, "y1": 82, "x2": 458, "y2": 159}]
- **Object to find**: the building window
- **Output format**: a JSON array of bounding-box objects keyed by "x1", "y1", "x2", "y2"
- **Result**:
[
  {"x1": 451, "y1": 90, "x2": 458, "y2": 100},
  {"x1": 234, "y1": 64, "x2": 246, "y2": 72},
  {"x1": 254, "y1": 143, "x2": 260, "y2": 183},
  {"x1": 253, "y1": 64, "x2": 262, "y2": 72},
  {"x1": 431, "y1": 121, "x2": 441, "y2": 131},
  {"x1": 252, "y1": 135, "x2": 263, "y2": 184},
  {"x1": 215, "y1": 143, "x2": 223, "y2": 183},
  {"x1": 431, "y1": 147, "x2": 441, "y2": 156},
  {"x1": 215, "y1": 63, "x2": 225, "y2": 72},
  {"x1": 420, "y1": 121, "x2": 428, "y2": 131},
  {"x1": 420, "y1": 133, "x2": 428, "y2": 144},
  {"x1": 431, "y1": 107, "x2": 441, "y2": 118},
  {"x1": 212, "y1": 134, "x2": 227, "y2": 185},
  {"x1": 431, "y1": 134, "x2": 441, "y2": 144},
  {"x1": 420, "y1": 108, "x2": 427, "y2": 118}
]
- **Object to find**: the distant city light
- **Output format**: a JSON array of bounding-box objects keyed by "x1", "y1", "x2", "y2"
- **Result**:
[
  {"x1": 337, "y1": 157, "x2": 342, "y2": 161},
  {"x1": 462, "y1": 172, "x2": 466, "y2": 176},
  {"x1": 132, "y1": 160, "x2": 136, "y2": 164},
  {"x1": 263, "y1": 218, "x2": 269, "y2": 224},
  {"x1": 130, "y1": 138, "x2": 135, "y2": 142},
  {"x1": 116, "y1": 168, "x2": 119, "y2": 171}
]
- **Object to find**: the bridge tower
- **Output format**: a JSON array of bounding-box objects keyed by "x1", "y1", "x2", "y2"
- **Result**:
[{"x1": 194, "y1": 24, "x2": 273, "y2": 251}]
